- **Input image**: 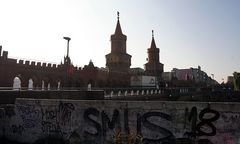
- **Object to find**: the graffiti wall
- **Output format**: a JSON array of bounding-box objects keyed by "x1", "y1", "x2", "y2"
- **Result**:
[{"x1": 1, "y1": 99, "x2": 240, "y2": 144}]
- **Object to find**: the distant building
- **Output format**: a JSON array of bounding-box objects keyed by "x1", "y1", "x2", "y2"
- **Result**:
[
  {"x1": 162, "y1": 72, "x2": 173, "y2": 82},
  {"x1": 172, "y1": 66, "x2": 210, "y2": 82},
  {"x1": 227, "y1": 76, "x2": 234, "y2": 84},
  {"x1": 225, "y1": 72, "x2": 240, "y2": 91},
  {"x1": 161, "y1": 66, "x2": 217, "y2": 87},
  {"x1": 233, "y1": 72, "x2": 240, "y2": 91},
  {"x1": 172, "y1": 68, "x2": 194, "y2": 81}
]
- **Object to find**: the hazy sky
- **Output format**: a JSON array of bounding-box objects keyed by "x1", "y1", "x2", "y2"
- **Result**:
[{"x1": 0, "y1": 0, "x2": 239, "y2": 83}]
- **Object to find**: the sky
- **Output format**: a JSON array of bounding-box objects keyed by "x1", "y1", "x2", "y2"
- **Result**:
[{"x1": 0, "y1": 0, "x2": 239, "y2": 83}]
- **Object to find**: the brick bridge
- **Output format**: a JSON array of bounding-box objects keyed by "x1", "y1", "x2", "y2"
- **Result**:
[{"x1": 0, "y1": 46, "x2": 130, "y2": 89}]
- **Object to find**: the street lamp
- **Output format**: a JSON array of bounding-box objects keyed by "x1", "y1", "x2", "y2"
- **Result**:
[
  {"x1": 63, "y1": 37, "x2": 71, "y2": 88},
  {"x1": 63, "y1": 37, "x2": 71, "y2": 58}
]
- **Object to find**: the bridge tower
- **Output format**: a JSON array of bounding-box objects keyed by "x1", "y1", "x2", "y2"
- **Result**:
[
  {"x1": 144, "y1": 30, "x2": 164, "y2": 78},
  {"x1": 105, "y1": 12, "x2": 132, "y2": 73}
]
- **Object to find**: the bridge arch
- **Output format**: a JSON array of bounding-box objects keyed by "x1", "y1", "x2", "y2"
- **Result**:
[{"x1": 13, "y1": 76, "x2": 21, "y2": 90}]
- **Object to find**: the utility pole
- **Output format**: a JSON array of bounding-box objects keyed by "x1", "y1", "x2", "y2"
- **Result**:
[
  {"x1": 63, "y1": 37, "x2": 71, "y2": 88},
  {"x1": 63, "y1": 37, "x2": 71, "y2": 58}
]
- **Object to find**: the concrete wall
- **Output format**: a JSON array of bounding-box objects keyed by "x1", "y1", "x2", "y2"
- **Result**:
[
  {"x1": 1, "y1": 99, "x2": 240, "y2": 144},
  {"x1": 0, "y1": 90, "x2": 104, "y2": 104}
]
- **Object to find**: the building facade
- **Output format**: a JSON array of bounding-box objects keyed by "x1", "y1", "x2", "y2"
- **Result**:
[{"x1": 161, "y1": 66, "x2": 216, "y2": 87}]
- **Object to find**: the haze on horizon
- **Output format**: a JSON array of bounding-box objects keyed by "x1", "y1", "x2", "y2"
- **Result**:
[{"x1": 0, "y1": 0, "x2": 239, "y2": 83}]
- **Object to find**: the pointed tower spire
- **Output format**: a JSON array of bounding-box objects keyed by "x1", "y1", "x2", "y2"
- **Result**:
[
  {"x1": 150, "y1": 30, "x2": 157, "y2": 48},
  {"x1": 114, "y1": 11, "x2": 123, "y2": 35},
  {"x1": 117, "y1": 11, "x2": 119, "y2": 20},
  {"x1": 106, "y1": 12, "x2": 131, "y2": 73}
]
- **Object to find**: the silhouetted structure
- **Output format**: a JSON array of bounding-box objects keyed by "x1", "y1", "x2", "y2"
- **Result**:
[
  {"x1": 144, "y1": 30, "x2": 164, "y2": 78},
  {"x1": 0, "y1": 12, "x2": 173, "y2": 89},
  {"x1": 106, "y1": 12, "x2": 132, "y2": 73},
  {"x1": 0, "y1": 13, "x2": 132, "y2": 89}
]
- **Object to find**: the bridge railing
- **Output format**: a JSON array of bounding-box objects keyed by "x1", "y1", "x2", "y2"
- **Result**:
[
  {"x1": 0, "y1": 87, "x2": 196, "y2": 94},
  {"x1": 0, "y1": 87, "x2": 89, "y2": 91},
  {"x1": 101, "y1": 87, "x2": 199, "y2": 100}
]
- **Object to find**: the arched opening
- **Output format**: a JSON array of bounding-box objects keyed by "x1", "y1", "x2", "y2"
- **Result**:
[
  {"x1": 57, "y1": 81, "x2": 61, "y2": 90},
  {"x1": 47, "y1": 83, "x2": 51, "y2": 90},
  {"x1": 41, "y1": 77, "x2": 51, "y2": 90},
  {"x1": 13, "y1": 76, "x2": 21, "y2": 90},
  {"x1": 29, "y1": 75, "x2": 39, "y2": 88},
  {"x1": 28, "y1": 79, "x2": 33, "y2": 90},
  {"x1": 88, "y1": 79, "x2": 95, "y2": 87},
  {"x1": 87, "y1": 83, "x2": 91, "y2": 91},
  {"x1": 41, "y1": 80, "x2": 45, "y2": 90}
]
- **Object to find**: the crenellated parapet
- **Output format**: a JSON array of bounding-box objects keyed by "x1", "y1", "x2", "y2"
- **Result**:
[
  {"x1": 0, "y1": 56, "x2": 71, "y2": 72},
  {"x1": 0, "y1": 47, "x2": 110, "y2": 88},
  {"x1": 0, "y1": 52, "x2": 62, "y2": 70}
]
